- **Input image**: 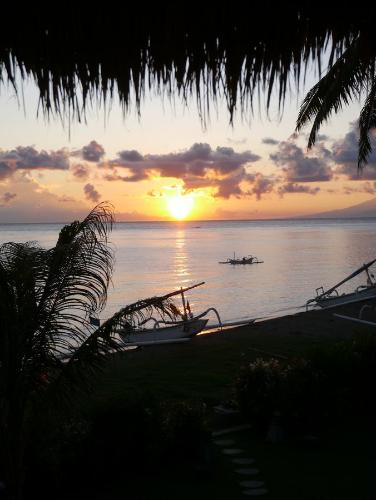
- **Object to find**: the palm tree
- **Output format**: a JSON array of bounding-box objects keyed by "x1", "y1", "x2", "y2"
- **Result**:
[
  {"x1": 0, "y1": 203, "x2": 115, "y2": 498},
  {"x1": 296, "y1": 33, "x2": 376, "y2": 168},
  {"x1": 0, "y1": 203, "x2": 185, "y2": 499}
]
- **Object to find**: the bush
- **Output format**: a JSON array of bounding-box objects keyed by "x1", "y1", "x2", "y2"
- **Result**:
[
  {"x1": 235, "y1": 335, "x2": 376, "y2": 438},
  {"x1": 235, "y1": 358, "x2": 285, "y2": 433},
  {"x1": 24, "y1": 410, "x2": 92, "y2": 497},
  {"x1": 160, "y1": 401, "x2": 210, "y2": 461},
  {"x1": 24, "y1": 396, "x2": 210, "y2": 497}
]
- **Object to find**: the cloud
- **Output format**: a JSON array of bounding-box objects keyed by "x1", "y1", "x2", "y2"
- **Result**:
[
  {"x1": 71, "y1": 163, "x2": 90, "y2": 181},
  {"x1": 0, "y1": 192, "x2": 17, "y2": 206},
  {"x1": 103, "y1": 168, "x2": 149, "y2": 182},
  {"x1": 0, "y1": 146, "x2": 70, "y2": 180},
  {"x1": 3, "y1": 146, "x2": 69, "y2": 170},
  {"x1": 333, "y1": 122, "x2": 376, "y2": 179},
  {"x1": 107, "y1": 143, "x2": 259, "y2": 178},
  {"x1": 0, "y1": 161, "x2": 14, "y2": 180},
  {"x1": 248, "y1": 173, "x2": 274, "y2": 200},
  {"x1": 278, "y1": 183, "x2": 320, "y2": 197},
  {"x1": 214, "y1": 171, "x2": 247, "y2": 199},
  {"x1": 342, "y1": 182, "x2": 376, "y2": 195},
  {"x1": 71, "y1": 140, "x2": 105, "y2": 162},
  {"x1": 104, "y1": 142, "x2": 261, "y2": 198},
  {"x1": 118, "y1": 150, "x2": 144, "y2": 162},
  {"x1": 84, "y1": 183, "x2": 101, "y2": 203},
  {"x1": 183, "y1": 170, "x2": 275, "y2": 200},
  {"x1": 270, "y1": 141, "x2": 333, "y2": 182},
  {"x1": 0, "y1": 176, "x2": 88, "y2": 222},
  {"x1": 81, "y1": 141, "x2": 105, "y2": 162},
  {"x1": 262, "y1": 137, "x2": 279, "y2": 145}
]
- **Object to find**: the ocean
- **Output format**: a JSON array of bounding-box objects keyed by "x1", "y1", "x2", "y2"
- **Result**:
[{"x1": 1, "y1": 218, "x2": 376, "y2": 325}]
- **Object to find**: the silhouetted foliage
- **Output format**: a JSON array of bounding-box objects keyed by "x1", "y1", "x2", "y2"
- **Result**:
[
  {"x1": 0, "y1": 203, "x2": 200, "y2": 498},
  {"x1": 235, "y1": 334, "x2": 376, "y2": 438}
]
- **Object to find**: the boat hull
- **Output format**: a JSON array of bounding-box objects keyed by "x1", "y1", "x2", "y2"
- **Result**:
[
  {"x1": 229, "y1": 259, "x2": 263, "y2": 265},
  {"x1": 219, "y1": 259, "x2": 263, "y2": 265},
  {"x1": 120, "y1": 318, "x2": 209, "y2": 344},
  {"x1": 316, "y1": 286, "x2": 376, "y2": 308}
]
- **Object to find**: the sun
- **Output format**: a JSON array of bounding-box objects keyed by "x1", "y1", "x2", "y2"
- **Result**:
[{"x1": 166, "y1": 194, "x2": 194, "y2": 220}]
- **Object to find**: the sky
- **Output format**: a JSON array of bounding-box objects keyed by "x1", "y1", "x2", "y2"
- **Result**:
[{"x1": 0, "y1": 68, "x2": 375, "y2": 222}]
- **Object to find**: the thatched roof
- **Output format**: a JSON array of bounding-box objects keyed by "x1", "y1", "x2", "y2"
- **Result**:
[
  {"x1": 1, "y1": 4, "x2": 376, "y2": 162},
  {"x1": 0, "y1": 5, "x2": 369, "y2": 115}
]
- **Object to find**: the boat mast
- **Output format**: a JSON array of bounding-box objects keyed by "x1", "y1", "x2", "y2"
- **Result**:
[
  {"x1": 180, "y1": 287, "x2": 187, "y2": 319},
  {"x1": 366, "y1": 267, "x2": 375, "y2": 285}
]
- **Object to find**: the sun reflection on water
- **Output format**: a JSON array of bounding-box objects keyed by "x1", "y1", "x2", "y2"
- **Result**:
[{"x1": 173, "y1": 230, "x2": 191, "y2": 284}]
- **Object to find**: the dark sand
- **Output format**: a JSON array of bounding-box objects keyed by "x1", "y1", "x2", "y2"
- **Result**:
[
  {"x1": 103, "y1": 300, "x2": 376, "y2": 406},
  {"x1": 199, "y1": 300, "x2": 374, "y2": 345}
]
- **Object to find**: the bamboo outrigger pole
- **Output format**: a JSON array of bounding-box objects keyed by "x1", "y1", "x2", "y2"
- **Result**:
[
  {"x1": 159, "y1": 282, "x2": 205, "y2": 301},
  {"x1": 316, "y1": 259, "x2": 376, "y2": 299}
]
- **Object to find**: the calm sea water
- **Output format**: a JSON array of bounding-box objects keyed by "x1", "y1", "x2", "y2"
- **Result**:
[{"x1": 1, "y1": 219, "x2": 376, "y2": 325}]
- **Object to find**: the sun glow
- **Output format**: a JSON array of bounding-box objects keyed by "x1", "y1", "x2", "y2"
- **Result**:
[{"x1": 166, "y1": 194, "x2": 194, "y2": 220}]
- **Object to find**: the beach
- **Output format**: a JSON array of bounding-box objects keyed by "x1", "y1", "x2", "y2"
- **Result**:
[{"x1": 99, "y1": 301, "x2": 372, "y2": 407}]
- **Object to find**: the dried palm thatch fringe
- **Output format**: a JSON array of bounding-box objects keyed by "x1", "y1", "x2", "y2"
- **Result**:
[{"x1": 1, "y1": 4, "x2": 376, "y2": 164}]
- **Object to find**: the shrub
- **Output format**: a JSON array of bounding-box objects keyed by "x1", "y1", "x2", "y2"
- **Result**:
[
  {"x1": 278, "y1": 358, "x2": 330, "y2": 435},
  {"x1": 24, "y1": 396, "x2": 210, "y2": 497},
  {"x1": 235, "y1": 335, "x2": 376, "y2": 438},
  {"x1": 235, "y1": 358, "x2": 285, "y2": 433},
  {"x1": 160, "y1": 401, "x2": 210, "y2": 461},
  {"x1": 24, "y1": 410, "x2": 92, "y2": 497}
]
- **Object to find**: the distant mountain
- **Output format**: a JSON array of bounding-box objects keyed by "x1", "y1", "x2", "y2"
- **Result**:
[{"x1": 304, "y1": 197, "x2": 376, "y2": 218}]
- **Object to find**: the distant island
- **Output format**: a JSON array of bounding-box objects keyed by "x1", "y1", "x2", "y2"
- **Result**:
[{"x1": 302, "y1": 197, "x2": 376, "y2": 219}]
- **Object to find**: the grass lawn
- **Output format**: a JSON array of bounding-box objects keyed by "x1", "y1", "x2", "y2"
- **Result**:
[
  {"x1": 60, "y1": 422, "x2": 376, "y2": 500},
  {"x1": 88, "y1": 308, "x2": 362, "y2": 409},
  {"x1": 60, "y1": 310, "x2": 376, "y2": 499}
]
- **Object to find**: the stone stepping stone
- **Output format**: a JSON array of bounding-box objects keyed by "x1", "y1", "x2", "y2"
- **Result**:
[
  {"x1": 242, "y1": 488, "x2": 268, "y2": 496},
  {"x1": 212, "y1": 424, "x2": 252, "y2": 437},
  {"x1": 213, "y1": 439, "x2": 235, "y2": 446},
  {"x1": 222, "y1": 448, "x2": 244, "y2": 455},
  {"x1": 232, "y1": 458, "x2": 255, "y2": 465},
  {"x1": 235, "y1": 468, "x2": 260, "y2": 475},
  {"x1": 239, "y1": 480, "x2": 265, "y2": 488}
]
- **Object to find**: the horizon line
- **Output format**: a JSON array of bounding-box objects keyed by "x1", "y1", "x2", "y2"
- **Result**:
[{"x1": 2, "y1": 215, "x2": 376, "y2": 225}]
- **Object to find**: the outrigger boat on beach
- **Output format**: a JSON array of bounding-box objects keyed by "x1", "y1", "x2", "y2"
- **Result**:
[
  {"x1": 90, "y1": 282, "x2": 260, "y2": 348},
  {"x1": 306, "y1": 258, "x2": 376, "y2": 310},
  {"x1": 113, "y1": 282, "x2": 222, "y2": 346},
  {"x1": 219, "y1": 253, "x2": 264, "y2": 265}
]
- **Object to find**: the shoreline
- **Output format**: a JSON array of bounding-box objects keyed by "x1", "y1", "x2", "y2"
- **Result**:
[
  {"x1": 214, "y1": 300, "x2": 374, "y2": 337},
  {"x1": 119, "y1": 300, "x2": 376, "y2": 360},
  {"x1": 102, "y1": 299, "x2": 376, "y2": 407}
]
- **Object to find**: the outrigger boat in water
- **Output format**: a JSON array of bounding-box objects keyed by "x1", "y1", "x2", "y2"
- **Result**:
[
  {"x1": 306, "y1": 258, "x2": 376, "y2": 310},
  {"x1": 219, "y1": 253, "x2": 264, "y2": 265}
]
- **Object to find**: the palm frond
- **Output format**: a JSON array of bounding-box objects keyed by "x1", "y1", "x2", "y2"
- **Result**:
[
  {"x1": 358, "y1": 76, "x2": 376, "y2": 168},
  {"x1": 0, "y1": 203, "x2": 115, "y2": 407},
  {"x1": 296, "y1": 37, "x2": 367, "y2": 148},
  {"x1": 35, "y1": 202, "x2": 114, "y2": 360},
  {"x1": 0, "y1": 204, "x2": 119, "y2": 495},
  {"x1": 46, "y1": 293, "x2": 182, "y2": 402},
  {"x1": 0, "y1": 242, "x2": 48, "y2": 391}
]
